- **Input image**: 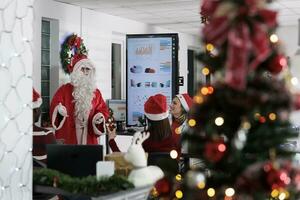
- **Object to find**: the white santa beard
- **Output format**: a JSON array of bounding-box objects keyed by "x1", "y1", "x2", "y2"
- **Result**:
[{"x1": 70, "y1": 70, "x2": 96, "y2": 122}]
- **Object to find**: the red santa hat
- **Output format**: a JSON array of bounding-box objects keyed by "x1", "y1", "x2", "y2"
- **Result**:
[
  {"x1": 144, "y1": 94, "x2": 169, "y2": 121},
  {"x1": 72, "y1": 56, "x2": 94, "y2": 73},
  {"x1": 176, "y1": 93, "x2": 193, "y2": 112},
  {"x1": 32, "y1": 88, "x2": 42, "y2": 109}
]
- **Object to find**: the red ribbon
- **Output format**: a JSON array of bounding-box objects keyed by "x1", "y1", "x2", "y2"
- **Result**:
[
  {"x1": 201, "y1": 1, "x2": 277, "y2": 90},
  {"x1": 225, "y1": 23, "x2": 250, "y2": 90}
]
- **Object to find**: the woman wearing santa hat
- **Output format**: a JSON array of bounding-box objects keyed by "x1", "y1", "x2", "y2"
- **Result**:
[
  {"x1": 108, "y1": 94, "x2": 180, "y2": 153},
  {"x1": 170, "y1": 93, "x2": 193, "y2": 137},
  {"x1": 32, "y1": 88, "x2": 56, "y2": 164}
]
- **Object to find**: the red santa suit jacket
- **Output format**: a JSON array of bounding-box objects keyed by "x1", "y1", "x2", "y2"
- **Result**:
[{"x1": 50, "y1": 83, "x2": 109, "y2": 144}]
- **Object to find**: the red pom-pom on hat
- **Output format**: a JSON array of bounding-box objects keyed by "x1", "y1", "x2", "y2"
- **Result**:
[
  {"x1": 176, "y1": 93, "x2": 193, "y2": 112},
  {"x1": 32, "y1": 88, "x2": 42, "y2": 109},
  {"x1": 144, "y1": 94, "x2": 169, "y2": 121}
]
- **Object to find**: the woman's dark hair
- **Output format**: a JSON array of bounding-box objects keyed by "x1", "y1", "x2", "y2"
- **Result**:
[
  {"x1": 146, "y1": 117, "x2": 171, "y2": 141},
  {"x1": 33, "y1": 108, "x2": 41, "y2": 123}
]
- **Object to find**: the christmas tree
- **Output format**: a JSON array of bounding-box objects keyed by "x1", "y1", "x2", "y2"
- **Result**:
[{"x1": 152, "y1": 0, "x2": 300, "y2": 199}]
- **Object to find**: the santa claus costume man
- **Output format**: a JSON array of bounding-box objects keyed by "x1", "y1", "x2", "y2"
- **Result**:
[{"x1": 50, "y1": 34, "x2": 109, "y2": 145}]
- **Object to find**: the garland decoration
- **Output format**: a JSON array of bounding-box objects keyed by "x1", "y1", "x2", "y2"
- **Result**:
[
  {"x1": 60, "y1": 34, "x2": 88, "y2": 74},
  {"x1": 33, "y1": 168, "x2": 134, "y2": 196}
]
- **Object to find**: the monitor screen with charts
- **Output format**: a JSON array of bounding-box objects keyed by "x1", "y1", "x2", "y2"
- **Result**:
[
  {"x1": 126, "y1": 33, "x2": 179, "y2": 126},
  {"x1": 47, "y1": 144, "x2": 103, "y2": 177}
]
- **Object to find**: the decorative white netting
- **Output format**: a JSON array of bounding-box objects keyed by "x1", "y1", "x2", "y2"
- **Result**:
[{"x1": 0, "y1": 0, "x2": 34, "y2": 199}]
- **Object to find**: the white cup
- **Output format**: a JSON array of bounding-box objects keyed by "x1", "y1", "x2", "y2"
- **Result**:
[{"x1": 96, "y1": 161, "x2": 115, "y2": 179}]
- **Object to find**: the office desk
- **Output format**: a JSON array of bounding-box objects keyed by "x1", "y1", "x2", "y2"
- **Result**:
[{"x1": 106, "y1": 130, "x2": 134, "y2": 154}]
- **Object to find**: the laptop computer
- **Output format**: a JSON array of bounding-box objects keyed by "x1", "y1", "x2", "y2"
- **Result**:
[{"x1": 46, "y1": 144, "x2": 103, "y2": 177}]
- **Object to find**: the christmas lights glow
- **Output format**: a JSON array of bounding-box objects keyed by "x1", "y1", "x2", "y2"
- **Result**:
[
  {"x1": 206, "y1": 43, "x2": 214, "y2": 51},
  {"x1": 279, "y1": 57, "x2": 287, "y2": 67},
  {"x1": 291, "y1": 77, "x2": 298, "y2": 86},
  {"x1": 269, "y1": 113, "x2": 276, "y2": 121},
  {"x1": 254, "y1": 113, "x2": 261, "y2": 119},
  {"x1": 201, "y1": 87, "x2": 209, "y2": 95},
  {"x1": 207, "y1": 86, "x2": 214, "y2": 94},
  {"x1": 270, "y1": 34, "x2": 279, "y2": 43},
  {"x1": 194, "y1": 95, "x2": 204, "y2": 104},
  {"x1": 207, "y1": 188, "x2": 215, "y2": 197},
  {"x1": 175, "y1": 174, "x2": 182, "y2": 181},
  {"x1": 218, "y1": 144, "x2": 226, "y2": 152},
  {"x1": 242, "y1": 121, "x2": 251, "y2": 129},
  {"x1": 175, "y1": 190, "x2": 183, "y2": 199},
  {"x1": 225, "y1": 188, "x2": 235, "y2": 197},
  {"x1": 188, "y1": 119, "x2": 196, "y2": 127},
  {"x1": 278, "y1": 192, "x2": 286, "y2": 200},
  {"x1": 202, "y1": 67, "x2": 210, "y2": 75},
  {"x1": 271, "y1": 189, "x2": 279, "y2": 198},
  {"x1": 175, "y1": 127, "x2": 181, "y2": 134},
  {"x1": 170, "y1": 150, "x2": 178, "y2": 159},
  {"x1": 215, "y1": 117, "x2": 224, "y2": 126},
  {"x1": 197, "y1": 182, "x2": 205, "y2": 189}
]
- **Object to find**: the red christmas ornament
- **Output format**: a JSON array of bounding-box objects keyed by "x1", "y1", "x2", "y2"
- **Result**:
[
  {"x1": 154, "y1": 177, "x2": 171, "y2": 196},
  {"x1": 264, "y1": 163, "x2": 290, "y2": 189},
  {"x1": 204, "y1": 139, "x2": 226, "y2": 162},
  {"x1": 267, "y1": 54, "x2": 287, "y2": 74}
]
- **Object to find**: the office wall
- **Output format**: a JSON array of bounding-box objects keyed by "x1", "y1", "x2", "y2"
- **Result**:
[{"x1": 0, "y1": 0, "x2": 34, "y2": 199}]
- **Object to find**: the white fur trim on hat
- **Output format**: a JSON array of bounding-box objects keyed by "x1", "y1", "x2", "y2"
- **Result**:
[
  {"x1": 33, "y1": 155, "x2": 47, "y2": 160},
  {"x1": 176, "y1": 94, "x2": 189, "y2": 112},
  {"x1": 52, "y1": 105, "x2": 67, "y2": 131},
  {"x1": 32, "y1": 97, "x2": 42, "y2": 109},
  {"x1": 73, "y1": 58, "x2": 94, "y2": 72},
  {"x1": 144, "y1": 110, "x2": 169, "y2": 121},
  {"x1": 92, "y1": 112, "x2": 106, "y2": 136}
]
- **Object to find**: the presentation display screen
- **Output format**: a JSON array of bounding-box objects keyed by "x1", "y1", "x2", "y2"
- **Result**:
[{"x1": 126, "y1": 34, "x2": 178, "y2": 126}]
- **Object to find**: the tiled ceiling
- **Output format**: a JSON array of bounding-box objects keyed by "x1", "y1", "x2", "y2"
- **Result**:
[{"x1": 54, "y1": 0, "x2": 300, "y2": 35}]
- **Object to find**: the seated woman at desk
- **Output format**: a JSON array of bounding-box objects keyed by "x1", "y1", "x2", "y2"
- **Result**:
[
  {"x1": 32, "y1": 88, "x2": 56, "y2": 164},
  {"x1": 108, "y1": 94, "x2": 180, "y2": 154},
  {"x1": 170, "y1": 93, "x2": 193, "y2": 137}
]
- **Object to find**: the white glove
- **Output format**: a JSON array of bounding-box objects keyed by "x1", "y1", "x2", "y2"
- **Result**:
[
  {"x1": 92, "y1": 113, "x2": 106, "y2": 136},
  {"x1": 58, "y1": 103, "x2": 68, "y2": 117},
  {"x1": 94, "y1": 114, "x2": 104, "y2": 124}
]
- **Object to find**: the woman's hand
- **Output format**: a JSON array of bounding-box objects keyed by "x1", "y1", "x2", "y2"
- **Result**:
[{"x1": 106, "y1": 123, "x2": 117, "y2": 140}]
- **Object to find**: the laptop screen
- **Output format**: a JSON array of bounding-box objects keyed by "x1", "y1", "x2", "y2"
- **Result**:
[{"x1": 46, "y1": 144, "x2": 103, "y2": 177}]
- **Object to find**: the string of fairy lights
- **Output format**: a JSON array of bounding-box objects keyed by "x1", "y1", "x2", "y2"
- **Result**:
[
  {"x1": 0, "y1": 0, "x2": 34, "y2": 199},
  {"x1": 151, "y1": 32, "x2": 300, "y2": 200}
]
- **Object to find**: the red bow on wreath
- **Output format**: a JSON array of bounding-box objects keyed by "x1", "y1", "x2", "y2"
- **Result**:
[{"x1": 201, "y1": 0, "x2": 277, "y2": 90}]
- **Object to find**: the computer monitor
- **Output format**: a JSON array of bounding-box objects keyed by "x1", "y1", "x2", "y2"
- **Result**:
[
  {"x1": 47, "y1": 144, "x2": 103, "y2": 177},
  {"x1": 107, "y1": 99, "x2": 126, "y2": 122}
]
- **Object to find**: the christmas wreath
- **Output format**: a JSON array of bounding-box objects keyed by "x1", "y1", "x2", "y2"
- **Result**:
[
  {"x1": 60, "y1": 34, "x2": 88, "y2": 74},
  {"x1": 33, "y1": 168, "x2": 134, "y2": 197}
]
